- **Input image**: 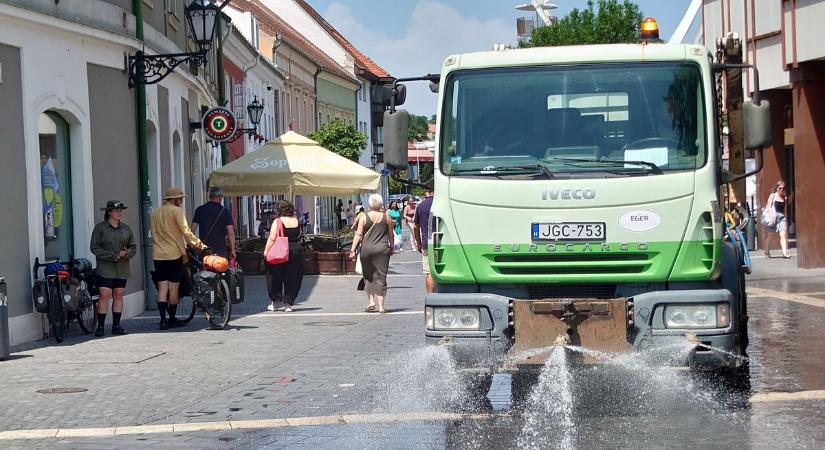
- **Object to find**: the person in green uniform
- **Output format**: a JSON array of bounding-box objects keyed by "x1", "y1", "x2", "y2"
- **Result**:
[{"x1": 90, "y1": 200, "x2": 136, "y2": 336}]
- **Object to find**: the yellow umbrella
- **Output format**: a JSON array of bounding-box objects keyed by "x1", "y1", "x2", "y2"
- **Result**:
[{"x1": 208, "y1": 131, "x2": 380, "y2": 196}]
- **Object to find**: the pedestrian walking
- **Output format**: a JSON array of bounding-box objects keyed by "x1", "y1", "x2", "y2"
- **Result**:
[
  {"x1": 350, "y1": 204, "x2": 365, "y2": 232},
  {"x1": 349, "y1": 194, "x2": 394, "y2": 313},
  {"x1": 335, "y1": 199, "x2": 346, "y2": 232},
  {"x1": 89, "y1": 200, "x2": 136, "y2": 336},
  {"x1": 264, "y1": 200, "x2": 303, "y2": 313},
  {"x1": 388, "y1": 201, "x2": 404, "y2": 252},
  {"x1": 414, "y1": 180, "x2": 435, "y2": 294},
  {"x1": 192, "y1": 186, "x2": 236, "y2": 259},
  {"x1": 403, "y1": 196, "x2": 418, "y2": 251},
  {"x1": 150, "y1": 187, "x2": 206, "y2": 330},
  {"x1": 346, "y1": 200, "x2": 355, "y2": 226},
  {"x1": 763, "y1": 180, "x2": 791, "y2": 258}
]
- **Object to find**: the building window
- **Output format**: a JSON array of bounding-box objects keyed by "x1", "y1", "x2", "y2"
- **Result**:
[{"x1": 39, "y1": 112, "x2": 74, "y2": 260}]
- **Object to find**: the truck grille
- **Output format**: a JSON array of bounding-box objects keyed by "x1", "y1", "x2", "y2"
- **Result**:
[
  {"x1": 527, "y1": 284, "x2": 617, "y2": 299},
  {"x1": 491, "y1": 253, "x2": 652, "y2": 276}
]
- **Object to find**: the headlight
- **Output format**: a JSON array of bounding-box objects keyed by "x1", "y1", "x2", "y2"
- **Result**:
[
  {"x1": 431, "y1": 307, "x2": 481, "y2": 330},
  {"x1": 664, "y1": 304, "x2": 731, "y2": 329}
]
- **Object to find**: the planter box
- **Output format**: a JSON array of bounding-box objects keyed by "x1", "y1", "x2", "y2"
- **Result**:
[
  {"x1": 302, "y1": 251, "x2": 319, "y2": 275},
  {"x1": 316, "y1": 252, "x2": 344, "y2": 274},
  {"x1": 343, "y1": 253, "x2": 356, "y2": 274}
]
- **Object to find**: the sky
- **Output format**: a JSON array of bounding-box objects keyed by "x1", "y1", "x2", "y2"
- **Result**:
[{"x1": 306, "y1": 0, "x2": 693, "y2": 116}]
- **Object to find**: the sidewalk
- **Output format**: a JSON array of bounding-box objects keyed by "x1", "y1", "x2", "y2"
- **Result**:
[{"x1": 0, "y1": 251, "x2": 429, "y2": 436}]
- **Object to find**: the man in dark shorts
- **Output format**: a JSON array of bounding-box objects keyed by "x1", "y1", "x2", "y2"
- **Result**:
[
  {"x1": 150, "y1": 187, "x2": 206, "y2": 330},
  {"x1": 414, "y1": 180, "x2": 435, "y2": 294},
  {"x1": 192, "y1": 186, "x2": 236, "y2": 259}
]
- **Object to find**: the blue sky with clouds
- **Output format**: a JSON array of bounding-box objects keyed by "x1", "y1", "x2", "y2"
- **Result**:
[{"x1": 307, "y1": 0, "x2": 691, "y2": 115}]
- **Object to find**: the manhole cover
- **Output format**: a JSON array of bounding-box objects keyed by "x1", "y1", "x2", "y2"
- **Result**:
[
  {"x1": 301, "y1": 321, "x2": 357, "y2": 327},
  {"x1": 37, "y1": 387, "x2": 88, "y2": 394}
]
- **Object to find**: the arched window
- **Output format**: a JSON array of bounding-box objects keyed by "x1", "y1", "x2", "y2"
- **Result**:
[{"x1": 38, "y1": 112, "x2": 73, "y2": 260}]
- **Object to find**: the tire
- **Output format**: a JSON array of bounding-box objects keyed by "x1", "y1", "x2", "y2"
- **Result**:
[
  {"x1": 76, "y1": 289, "x2": 97, "y2": 334},
  {"x1": 48, "y1": 285, "x2": 65, "y2": 343},
  {"x1": 206, "y1": 279, "x2": 232, "y2": 330},
  {"x1": 177, "y1": 267, "x2": 197, "y2": 325},
  {"x1": 176, "y1": 295, "x2": 197, "y2": 325}
]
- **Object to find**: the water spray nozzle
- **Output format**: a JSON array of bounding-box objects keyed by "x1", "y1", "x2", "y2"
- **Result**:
[{"x1": 554, "y1": 334, "x2": 571, "y2": 346}]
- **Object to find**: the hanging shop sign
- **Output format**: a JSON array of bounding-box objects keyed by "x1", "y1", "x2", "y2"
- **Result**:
[{"x1": 202, "y1": 107, "x2": 237, "y2": 143}]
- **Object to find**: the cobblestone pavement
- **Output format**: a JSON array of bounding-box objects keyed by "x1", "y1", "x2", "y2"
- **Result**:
[{"x1": 2, "y1": 250, "x2": 825, "y2": 448}]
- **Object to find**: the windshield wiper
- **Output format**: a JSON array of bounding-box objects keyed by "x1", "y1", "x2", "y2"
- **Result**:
[
  {"x1": 544, "y1": 157, "x2": 663, "y2": 175},
  {"x1": 451, "y1": 164, "x2": 555, "y2": 178}
]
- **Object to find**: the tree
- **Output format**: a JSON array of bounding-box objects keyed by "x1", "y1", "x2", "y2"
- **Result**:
[
  {"x1": 526, "y1": 0, "x2": 644, "y2": 47},
  {"x1": 308, "y1": 118, "x2": 366, "y2": 162},
  {"x1": 408, "y1": 114, "x2": 429, "y2": 142}
]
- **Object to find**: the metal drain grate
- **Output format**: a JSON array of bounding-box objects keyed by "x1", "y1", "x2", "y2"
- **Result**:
[{"x1": 37, "y1": 387, "x2": 88, "y2": 394}]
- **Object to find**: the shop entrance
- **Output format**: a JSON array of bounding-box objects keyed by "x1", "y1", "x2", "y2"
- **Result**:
[{"x1": 38, "y1": 112, "x2": 74, "y2": 261}]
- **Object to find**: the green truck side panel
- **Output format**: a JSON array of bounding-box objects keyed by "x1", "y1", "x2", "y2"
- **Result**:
[{"x1": 430, "y1": 240, "x2": 719, "y2": 284}]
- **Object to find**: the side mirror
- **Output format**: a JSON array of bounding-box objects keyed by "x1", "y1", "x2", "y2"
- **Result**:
[
  {"x1": 383, "y1": 109, "x2": 409, "y2": 169},
  {"x1": 743, "y1": 100, "x2": 772, "y2": 149},
  {"x1": 377, "y1": 83, "x2": 407, "y2": 108}
]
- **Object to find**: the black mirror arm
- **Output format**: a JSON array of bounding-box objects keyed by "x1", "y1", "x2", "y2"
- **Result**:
[
  {"x1": 722, "y1": 147, "x2": 764, "y2": 184},
  {"x1": 387, "y1": 74, "x2": 441, "y2": 112},
  {"x1": 712, "y1": 63, "x2": 761, "y2": 105}
]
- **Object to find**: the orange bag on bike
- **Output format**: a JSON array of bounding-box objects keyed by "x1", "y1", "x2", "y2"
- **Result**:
[{"x1": 203, "y1": 255, "x2": 229, "y2": 273}]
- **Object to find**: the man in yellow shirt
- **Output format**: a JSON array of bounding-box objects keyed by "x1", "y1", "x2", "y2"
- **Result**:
[{"x1": 151, "y1": 187, "x2": 206, "y2": 330}]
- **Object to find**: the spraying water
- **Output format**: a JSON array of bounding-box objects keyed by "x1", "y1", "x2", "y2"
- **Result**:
[{"x1": 517, "y1": 346, "x2": 575, "y2": 450}]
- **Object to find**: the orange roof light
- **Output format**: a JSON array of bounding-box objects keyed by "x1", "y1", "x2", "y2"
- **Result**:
[{"x1": 640, "y1": 17, "x2": 660, "y2": 41}]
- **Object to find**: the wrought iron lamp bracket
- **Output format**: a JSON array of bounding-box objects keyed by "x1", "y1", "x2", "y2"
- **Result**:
[{"x1": 128, "y1": 50, "x2": 208, "y2": 88}]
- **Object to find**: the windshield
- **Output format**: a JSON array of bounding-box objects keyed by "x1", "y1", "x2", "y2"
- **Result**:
[{"x1": 440, "y1": 62, "x2": 707, "y2": 178}]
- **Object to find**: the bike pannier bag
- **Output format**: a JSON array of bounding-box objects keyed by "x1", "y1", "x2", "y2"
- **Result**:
[
  {"x1": 193, "y1": 270, "x2": 223, "y2": 309},
  {"x1": 61, "y1": 278, "x2": 81, "y2": 312},
  {"x1": 32, "y1": 280, "x2": 49, "y2": 313},
  {"x1": 227, "y1": 268, "x2": 244, "y2": 304}
]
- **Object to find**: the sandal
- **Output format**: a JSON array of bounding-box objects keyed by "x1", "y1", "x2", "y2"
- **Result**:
[
  {"x1": 379, "y1": 309, "x2": 389, "y2": 314},
  {"x1": 365, "y1": 305, "x2": 377, "y2": 313}
]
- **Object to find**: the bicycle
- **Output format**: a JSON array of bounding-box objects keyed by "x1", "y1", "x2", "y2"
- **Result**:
[
  {"x1": 32, "y1": 258, "x2": 98, "y2": 343},
  {"x1": 173, "y1": 248, "x2": 233, "y2": 330},
  {"x1": 64, "y1": 258, "x2": 99, "y2": 334}
]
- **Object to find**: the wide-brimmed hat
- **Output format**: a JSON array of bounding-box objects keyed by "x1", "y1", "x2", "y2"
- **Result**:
[
  {"x1": 100, "y1": 200, "x2": 128, "y2": 211},
  {"x1": 163, "y1": 187, "x2": 187, "y2": 200}
]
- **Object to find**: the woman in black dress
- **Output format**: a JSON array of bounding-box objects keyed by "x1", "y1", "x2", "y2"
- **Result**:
[{"x1": 264, "y1": 200, "x2": 303, "y2": 312}]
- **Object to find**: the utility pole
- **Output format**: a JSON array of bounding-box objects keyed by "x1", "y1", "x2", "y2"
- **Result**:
[{"x1": 720, "y1": 33, "x2": 746, "y2": 209}]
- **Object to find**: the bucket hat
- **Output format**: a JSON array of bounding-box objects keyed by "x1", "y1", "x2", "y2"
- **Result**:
[
  {"x1": 163, "y1": 187, "x2": 187, "y2": 200},
  {"x1": 100, "y1": 200, "x2": 128, "y2": 211}
]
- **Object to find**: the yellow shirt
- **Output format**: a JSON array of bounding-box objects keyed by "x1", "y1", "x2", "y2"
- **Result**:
[{"x1": 150, "y1": 202, "x2": 205, "y2": 261}]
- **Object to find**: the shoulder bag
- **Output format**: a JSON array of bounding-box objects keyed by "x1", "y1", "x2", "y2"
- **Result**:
[{"x1": 266, "y1": 219, "x2": 289, "y2": 265}]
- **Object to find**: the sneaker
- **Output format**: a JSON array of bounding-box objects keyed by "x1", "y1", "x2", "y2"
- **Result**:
[
  {"x1": 111, "y1": 325, "x2": 127, "y2": 336},
  {"x1": 159, "y1": 318, "x2": 169, "y2": 330},
  {"x1": 94, "y1": 325, "x2": 105, "y2": 337},
  {"x1": 284, "y1": 306, "x2": 293, "y2": 313},
  {"x1": 267, "y1": 302, "x2": 276, "y2": 312}
]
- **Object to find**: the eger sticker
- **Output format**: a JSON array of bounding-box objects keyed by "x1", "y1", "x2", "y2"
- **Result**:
[{"x1": 618, "y1": 210, "x2": 662, "y2": 232}]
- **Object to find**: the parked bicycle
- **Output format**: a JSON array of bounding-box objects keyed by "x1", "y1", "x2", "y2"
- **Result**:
[
  {"x1": 32, "y1": 257, "x2": 98, "y2": 343},
  {"x1": 173, "y1": 247, "x2": 241, "y2": 330}
]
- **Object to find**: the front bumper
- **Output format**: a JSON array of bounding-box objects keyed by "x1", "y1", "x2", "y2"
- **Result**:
[{"x1": 425, "y1": 289, "x2": 741, "y2": 370}]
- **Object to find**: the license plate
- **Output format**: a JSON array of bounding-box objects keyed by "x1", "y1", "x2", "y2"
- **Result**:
[{"x1": 531, "y1": 222, "x2": 606, "y2": 241}]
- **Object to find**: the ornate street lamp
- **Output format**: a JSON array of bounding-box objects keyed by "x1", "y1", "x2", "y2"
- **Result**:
[
  {"x1": 128, "y1": 0, "x2": 230, "y2": 87},
  {"x1": 224, "y1": 97, "x2": 266, "y2": 143},
  {"x1": 371, "y1": 153, "x2": 379, "y2": 167}
]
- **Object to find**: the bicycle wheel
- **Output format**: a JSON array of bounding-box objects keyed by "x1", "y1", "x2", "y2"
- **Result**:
[
  {"x1": 76, "y1": 288, "x2": 97, "y2": 334},
  {"x1": 48, "y1": 286, "x2": 65, "y2": 343},
  {"x1": 206, "y1": 279, "x2": 232, "y2": 330}
]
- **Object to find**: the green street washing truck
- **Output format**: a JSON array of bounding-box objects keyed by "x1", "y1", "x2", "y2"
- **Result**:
[{"x1": 381, "y1": 26, "x2": 771, "y2": 390}]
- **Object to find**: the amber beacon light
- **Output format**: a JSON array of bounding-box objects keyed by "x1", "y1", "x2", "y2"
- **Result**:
[{"x1": 640, "y1": 17, "x2": 660, "y2": 41}]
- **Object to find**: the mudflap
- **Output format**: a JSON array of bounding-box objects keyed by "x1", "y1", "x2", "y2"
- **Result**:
[{"x1": 512, "y1": 298, "x2": 630, "y2": 365}]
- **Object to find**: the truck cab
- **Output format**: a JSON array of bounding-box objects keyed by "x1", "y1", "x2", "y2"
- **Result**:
[{"x1": 383, "y1": 40, "x2": 770, "y2": 379}]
